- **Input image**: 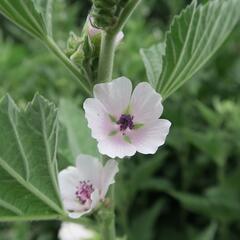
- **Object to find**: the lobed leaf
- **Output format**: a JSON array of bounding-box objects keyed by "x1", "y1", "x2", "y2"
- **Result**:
[
  {"x1": 0, "y1": 0, "x2": 47, "y2": 39},
  {"x1": 142, "y1": 0, "x2": 240, "y2": 99},
  {"x1": 0, "y1": 94, "x2": 65, "y2": 221},
  {"x1": 0, "y1": 1, "x2": 92, "y2": 96}
]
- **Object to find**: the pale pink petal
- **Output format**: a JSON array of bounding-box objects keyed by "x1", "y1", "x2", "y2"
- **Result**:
[
  {"x1": 83, "y1": 98, "x2": 113, "y2": 141},
  {"x1": 58, "y1": 223, "x2": 95, "y2": 240},
  {"x1": 90, "y1": 190, "x2": 101, "y2": 210},
  {"x1": 130, "y1": 82, "x2": 163, "y2": 123},
  {"x1": 58, "y1": 167, "x2": 80, "y2": 200},
  {"x1": 100, "y1": 160, "x2": 119, "y2": 199},
  {"x1": 97, "y1": 134, "x2": 136, "y2": 158},
  {"x1": 130, "y1": 119, "x2": 171, "y2": 154},
  {"x1": 93, "y1": 77, "x2": 132, "y2": 116},
  {"x1": 68, "y1": 211, "x2": 85, "y2": 219},
  {"x1": 64, "y1": 199, "x2": 86, "y2": 213},
  {"x1": 76, "y1": 154, "x2": 102, "y2": 188}
]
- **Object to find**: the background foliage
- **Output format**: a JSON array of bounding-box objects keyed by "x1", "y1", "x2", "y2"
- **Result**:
[{"x1": 0, "y1": 0, "x2": 239, "y2": 239}]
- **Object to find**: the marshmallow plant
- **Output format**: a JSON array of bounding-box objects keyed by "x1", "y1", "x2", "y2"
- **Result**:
[{"x1": 0, "y1": 1, "x2": 239, "y2": 240}]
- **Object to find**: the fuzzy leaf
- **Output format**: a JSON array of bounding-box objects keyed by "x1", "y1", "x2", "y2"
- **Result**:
[
  {"x1": 156, "y1": 0, "x2": 240, "y2": 99},
  {"x1": 0, "y1": 0, "x2": 47, "y2": 39},
  {"x1": 0, "y1": 94, "x2": 65, "y2": 221},
  {"x1": 140, "y1": 43, "x2": 165, "y2": 87}
]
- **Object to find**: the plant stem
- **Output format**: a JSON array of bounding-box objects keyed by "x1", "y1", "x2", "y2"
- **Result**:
[
  {"x1": 100, "y1": 156, "x2": 116, "y2": 240},
  {"x1": 44, "y1": 37, "x2": 92, "y2": 96},
  {"x1": 97, "y1": 0, "x2": 142, "y2": 83},
  {"x1": 97, "y1": 2, "x2": 142, "y2": 238},
  {"x1": 97, "y1": 32, "x2": 117, "y2": 83},
  {"x1": 101, "y1": 186, "x2": 116, "y2": 240}
]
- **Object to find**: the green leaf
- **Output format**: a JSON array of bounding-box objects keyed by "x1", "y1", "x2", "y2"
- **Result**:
[
  {"x1": 183, "y1": 129, "x2": 229, "y2": 167},
  {"x1": 130, "y1": 156, "x2": 166, "y2": 190},
  {"x1": 156, "y1": 0, "x2": 240, "y2": 99},
  {"x1": 129, "y1": 200, "x2": 165, "y2": 240},
  {"x1": 171, "y1": 190, "x2": 240, "y2": 222},
  {"x1": 140, "y1": 43, "x2": 165, "y2": 87},
  {"x1": 33, "y1": 0, "x2": 54, "y2": 37},
  {"x1": 196, "y1": 101, "x2": 222, "y2": 128},
  {"x1": 0, "y1": 1, "x2": 92, "y2": 97},
  {"x1": 194, "y1": 223, "x2": 217, "y2": 240},
  {"x1": 58, "y1": 98, "x2": 100, "y2": 164},
  {"x1": 0, "y1": 94, "x2": 65, "y2": 221},
  {"x1": 0, "y1": 0, "x2": 47, "y2": 39}
]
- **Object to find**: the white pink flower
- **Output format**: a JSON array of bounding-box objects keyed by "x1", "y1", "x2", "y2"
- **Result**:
[
  {"x1": 84, "y1": 77, "x2": 171, "y2": 158},
  {"x1": 58, "y1": 222, "x2": 95, "y2": 240},
  {"x1": 58, "y1": 154, "x2": 118, "y2": 219}
]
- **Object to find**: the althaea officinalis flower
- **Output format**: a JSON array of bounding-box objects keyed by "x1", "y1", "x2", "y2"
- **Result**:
[
  {"x1": 58, "y1": 154, "x2": 118, "y2": 218},
  {"x1": 84, "y1": 77, "x2": 171, "y2": 158}
]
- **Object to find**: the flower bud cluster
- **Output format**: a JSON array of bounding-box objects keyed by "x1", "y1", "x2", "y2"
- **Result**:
[
  {"x1": 91, "y1": 0, "x2": 130, "y2": 30},
  {"x1": 66, "y1": 17, "x2": 124, "y2": 84}
]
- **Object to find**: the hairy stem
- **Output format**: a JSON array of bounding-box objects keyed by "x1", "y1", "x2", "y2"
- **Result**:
[
  {"x1": 97, "y1": 0, "x2": 142, "y2": 83},
  {"x1": 98, "y1": 32, "x2": 117, "y2": 83},
  {"x1": 44, "y1": 37, "x2": 92, "y2": 96},
  {"x1": 97, "y1": 2, "x2": 142, "y2": 238}
]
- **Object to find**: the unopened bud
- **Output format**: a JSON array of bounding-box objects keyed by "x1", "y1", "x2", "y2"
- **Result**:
[
  {"x1": 66, "y1": 32, "x2": 82, "y2": 57},
  {"x1": 70, "y1": 47, "x2": 85, "y2": 66}
]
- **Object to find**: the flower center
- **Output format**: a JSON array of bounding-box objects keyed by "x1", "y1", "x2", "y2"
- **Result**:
[
  {"x1": 117, "y1": 114, "x2": 134, "y2": 131},
  {"x1": 75, "y1": 181, "x2": 94, "y2": 204}
]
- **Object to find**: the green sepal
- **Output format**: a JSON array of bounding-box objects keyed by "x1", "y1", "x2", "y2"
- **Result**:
[
  {"x1": 109, "y1": 114, "x2": 117, "y2": 123},
  {"x1": 109, "y1": 130, "x2": 118, "y2": 136},
  {"x1": 133, "y1": 123, "x2": 144, "y2": 130},
  {"x1": 123, "y1": 135, "x2": 131, "y2": 144}
]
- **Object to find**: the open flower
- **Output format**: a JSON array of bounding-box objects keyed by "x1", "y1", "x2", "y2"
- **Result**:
[
  {"x1": 58, "y1": 223, "x2": 95, "y2": 240},
  {"x1": 58, "y1": 154, "x2": 119, "y2": 218},
  {"x1": 84, "y1": 77, "x2": 171, "y2": 158}
]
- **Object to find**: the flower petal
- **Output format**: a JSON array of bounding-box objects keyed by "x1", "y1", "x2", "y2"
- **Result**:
[
  {"x1": 130, "y1": 119, "x2": 171, "y2": 154},
  {"x1": 58, "y1": 223, "x2": 95, "y2": 240},
  {"x1": 68, "y1": 211, "x2": 86, "y2": 219},
  {"x1": 97, "y1": 134, "x2": 136, "y2": 158},
  {"x1": 58, "y1": 167, "x2": 80, "y2": 200},
  {"x1": 90, "y1": 189, "x2": 101, "y2": 210},
  {"x1": 58, "y1": 167, "x2": 88, "y2": 215},
  {"x1": 83, "y1": 98, "x2": 113, "y2": 141},
  {"x1": 93, "y1": 77, "x2": 132, "y2": 116},
  {"x1": 100, "y1": 160, "x2": 119, "y2": 199},
  {"x1": 65, "y1": 199, "x2": 86, "y2": 214},
  {"x1": 130, "y1": 82, "x2": 163, "y2": 123},
  {"x1": 76, "y1": 154, "x2": 102, "y2": 188}
]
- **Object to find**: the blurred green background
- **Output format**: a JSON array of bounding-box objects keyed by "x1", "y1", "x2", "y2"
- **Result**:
[{"x1": 0, "y1": 0, "x2": 240, "y2": 239}]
